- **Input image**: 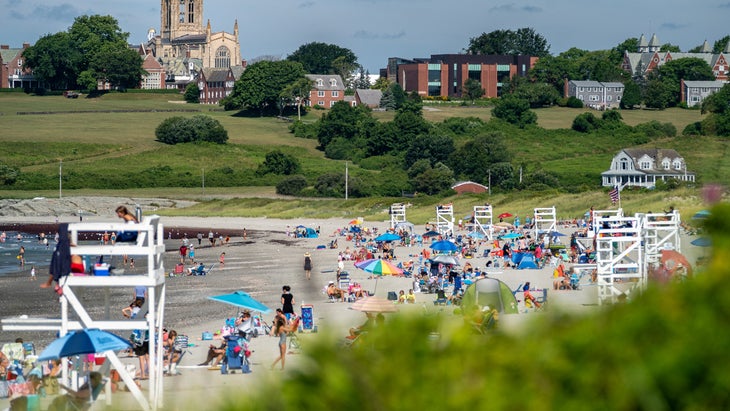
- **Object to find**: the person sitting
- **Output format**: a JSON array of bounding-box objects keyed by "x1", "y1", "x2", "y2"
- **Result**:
[
  {"x1": 198, "y1": 339, "x2": 227, "y2": 368},
  {"x1": 326, "y1": 281, "x2": 346, "y2": 302},
  {"x1": 186, "y1": 262, "x2": 205, "y2": 276},
  {"x1": 122, "y1": 298, "x2": 144, "y2": 318},
  {"x1": 347, "y1": 312, "x2": 374, "y2": 339},
  {"x1": 523, "y1": 282, "x2": 542, "y2": 309},
  {"x1": 50, "y1": 371, "x2": 104, "y2": 410},
  {"x1": 406, "y1": 289, "x2": 416, "y2": 304},
  {"x1": 235, "y1": 311, "x2": 254, "y2": 340},
  {"x1": 349, "y1": 282, "x2": 366, "y2": 300},
  {"x1": 163, "y1": 330, "x2": 183, "y2": 375},
  {"x1": 397, "y1": 290, "x2": 406, "y2": 304}
]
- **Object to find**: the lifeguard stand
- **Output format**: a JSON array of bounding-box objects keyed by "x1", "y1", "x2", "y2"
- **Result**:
[
  {"x1": 473, "y1": 205, "x2": 493, "y2": 241},
  {"x1": 533, "y1": 207, "x2": 557, "y2": 246},
  {"x1": 1, "y1": 216, "x2": 166, "y2": 411},
  {"x1": 591, "y1": 208, "x2": 623, "y2": 237},
  {"x1": 435, "y1": 204, "x2": 454, "y2": 235},
  {"x1": 389, "y1": 203, "x2": 407, "y2": 230},
  {"x1": 640, "y1": 210, "x2": 681, "y2": 265},
  {"x1": 594, "y1": 215, "x2": 644, "y2": 305}
]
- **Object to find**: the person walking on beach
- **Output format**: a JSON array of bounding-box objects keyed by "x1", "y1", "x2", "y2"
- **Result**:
[
  {"x1": 17, "y1": 246, "x2": 25, "y2": 267},
  {"x1": 281, "y1": 285, "x2": 295, "y2": 321},
  {"x1": 30, "y1": 265, "x2": 36, "y2": 281},
  {"x1": 208, "y1": 230, "x2": 215, "y2": 247},
  {"x1": 219, "y1": 252, "x2": 226, "y2": 267},
  {"x1": 304, "y1": 252, "x2": 312, "y2": 280},
  {"x1": 270, "y1": 317, "x2": 294, "y2": 371},
  {"x1": 197, "y1": 232, "x2": 203, "y2": 246}
]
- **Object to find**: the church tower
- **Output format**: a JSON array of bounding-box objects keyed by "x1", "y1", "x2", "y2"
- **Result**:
[{"x1": 161, "y1": 0, "x2": 204, "y2": 41}]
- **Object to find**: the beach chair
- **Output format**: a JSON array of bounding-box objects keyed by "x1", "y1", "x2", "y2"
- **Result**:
[
  {"x1": 220, "y1": 335, "x2": 250, "y2": 375},
  {"x1": 434, "y1": 289, "x2": 448, "y2": 306},
  {"x1": 287, "y1": 317, "x2": 302, "y2": 352}
]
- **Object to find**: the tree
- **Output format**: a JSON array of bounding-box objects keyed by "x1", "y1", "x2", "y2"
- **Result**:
[
  {"x1": 410, "y1": 162, "x2": 455, "y2": 195},
  {"x1": 350, "y1": 66, "x2": 371, "y2": 90},
  {"x1": 449, "y1": 132, "x2": 511, "y2": 184},
  {"x1": 276, "y1": 175, "x2": 308, "y2": 196},
  {"x1": 0, "y1": 163, "x2": 19, "y2": 186},
  {"x1": 572, "y1": 112, "x2": 602, "y2": 132},
  {"x1": 644, "y1": 77, "x2": 674, "y2": 109},
  {"x1": 621, "y1": 79, "x2": 642, "y2": 109},
  {"x1": 712, "y1": 35, "x2": 730, "y2": 54},
  {"x1": 610, "y1": 37, "x2": 640, "y2": 64},
  {"x1": 463, "y1": 78, "x2": 485, "y2": 104},
  {"x1": 184, "y1": 83, "x2": 200, "y2": 103},
  {"x1": 701, "y1": 84, "x2": 730, "y2": 115},
  {"x1": 223, "y1": 60, "x2": 306, "y2": 114},
  {"x1": 88, "y1": 42, "x2": 146, "y2": 89},
  {"x1": 491, "y1": 95, "x2": 537, "y2": 128},
  {"x1": 280, "y1": 77, "x2": 314, "y2": 119},
  {"x1": 317, "y1": 101, "x2": 371, "y2": 149},
  {"x1": 513, "y1": 81, "x2": 560, "y2": 108},
  {"x1": 379, "y1": 83, "x2": 406, "y2": 111},
  {"x1": 660, "y1": 43, "x2": 681, "y2": 52},
  {"x1": 256, "y1": 150, "x2": 301, "y2": 176},
  {"x1": 404, "y1": 134, "x2": 455, "y2": 169},
  {"x1": 529, "y1": 48, "x2": 588, "y2": 94},
  {"x1": 466, "y1": 27, "x2": 550, "y2": 57},
  {"x1": 652, "y1": 58, "x2": 715, "y2": 107},
  {"x1": 69, "y1": 15, "x2": 132, "y2": 88},
  {"x1": 287, "y1": 42, "x2": 358, "y2": 76},
  {"x1": 22, "y1": 32, "x2": 82, "y2": 89},
  {"x1": 372, "y1": 77, "x2": 391, "y2": 91}
]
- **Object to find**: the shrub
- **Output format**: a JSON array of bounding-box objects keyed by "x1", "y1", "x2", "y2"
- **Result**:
[
  {"x1": 572, "y1": 112, "x2": 601, "y2": 132},
  {"x1": 682, "y1": 121, "x2": 703, "y2": 136},
  {"x1": 566, "y1": 96, "x2": 584, "y2": 108},
  {"x1": 276, "y1": 175, "x2": 308, "y2": 195},
  {"x1": 256, "y1": 150, "x2": 301, "y2": 176},
  {"x1": 634, "y1": 120, "x2": 677, "y2": 138},
  {"x1": 184, "y1": 83, "x2": 200, "y2": 104},
  {"x1": 155, "y1": 115, "x2": 228, "y2": 144},
  {"x1": 0, "y1": 163, "x2": 19, "y2": 185}
]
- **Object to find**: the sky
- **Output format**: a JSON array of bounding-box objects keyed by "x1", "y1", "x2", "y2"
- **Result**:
[{"x1": 2, "y1": 0, "x2": 729, "y2": 73}]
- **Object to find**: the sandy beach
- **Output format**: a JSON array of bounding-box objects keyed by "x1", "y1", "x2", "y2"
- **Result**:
[{"x1": 0, "y1": 197, "x2": 703, "y2": 410}]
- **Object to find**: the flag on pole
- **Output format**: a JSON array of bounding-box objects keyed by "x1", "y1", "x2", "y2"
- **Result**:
[{"x1": 609, "y1": 186, "x2": 619, "y2": 205}]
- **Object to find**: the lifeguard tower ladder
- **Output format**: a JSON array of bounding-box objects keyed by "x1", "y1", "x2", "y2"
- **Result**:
[
  {"x1": 2, "y1": 216, "x2": 166, "y2": 411},
  {"x1": 389, "y1": 203, "x2": 407, "y2": 230},
  {"x1": 594, "y1": 215, "x2": 644, "y2": 305},
  {"x1": 435, "y1": 203, "x2": 454, "y2": 235},
  {"x1": 533, "y1": 207, "x2": 557, "y2": 246},
  {"x1": 473, "y1": 205, "x2": 494, "y2": 241},
  {"x1": 640, "y1": 210, "x2": 681, "y2": 266}
]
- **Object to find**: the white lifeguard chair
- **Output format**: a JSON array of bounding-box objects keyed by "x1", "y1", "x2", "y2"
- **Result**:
[
  {"x1": 435, "y1": 203, "x2": 454, "y2": 235},
  {"x1": 590, "y1": 208, "x2": 623, "y2": 238},
  {"x1": 389, "y1": 203, "x2": 407, "y2": 230},
  {"x1": 472, "y1": 205, "x2": 494, "y2": 241},
  {"x1": 533, "y1": 207, "x2": 557, "y2": 246},
  {"x1": 594, "y1": 215, "x2": 644, "y2": 305},
  {"x1": 640, "y1": 210, "x2": 681, "y2": 266},
  {"x1": 1, "y1": 216, "x2": 166, "y2": 411}
]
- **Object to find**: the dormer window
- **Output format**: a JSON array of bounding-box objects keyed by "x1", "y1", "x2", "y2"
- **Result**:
[
  {"x1": 316, "y1": 79, "x2": 323, "y2": 87},
  {"x1": 673, "y1": 159, "x2": 682, "y2": 170},
  {"x1": 620, "y1": 158, "x2": 629, "y2": 170},
  {"x1": 662, "y1": 159, "x2": 670, "y2": 170},
  {"x1": 640, "y1": 161, "x2": 651, "y2": 170},
  {"x1": 330, "y1": 78, "x2": 337, "y2": 87}
]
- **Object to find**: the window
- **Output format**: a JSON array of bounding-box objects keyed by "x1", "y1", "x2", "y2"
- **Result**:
[
  {"x1": 316, "y1": 79, "x2": 323, "y2": 87},
  {"x1": 317, "y1": 101, "x2": 324, "y2": 106},
  {"x1": 317, "y1": 91, "x2": 325, "y2": 97},
  {"x1": 640, "y1": 161, "x2": 651, "y2": 170},
  {"x1": 331, "y1": 91, "x2": 339, "y2": 97},
  {"x1": 330, "y1": 101, "x2": 336, "y2": 107},
  {"x1": 214, "y1": 46, "x2": 230, "y2": 68},
  {"x1": 673, "y1": 160, "x2": 682, "y2": 170},
  {"x1": 607, "y1": 95, "x2": 612, "y2": 101},
  {"x1": 579, "y1": 87, "x2": 584, "y2": 92},
  {"x1": 620, "y1": 158, "x2": 629, "y2": 170},
  {"x1": 662, "y1": 160, "x2": 670, "y2": 170},
  {"x1": 589, "y1": 95, "x2": 599, "y2": 102},
  {"x1": 17, "y1": 59, "x2": 23, "y2": 67},
  {"x1": 329, "y1": 78, "x2": 337, "y2": 87}
]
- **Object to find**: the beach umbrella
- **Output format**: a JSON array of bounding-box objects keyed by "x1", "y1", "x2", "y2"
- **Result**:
[
  {"x1": 208, "y1": 290, "x2": 272, "y2": 314},
  {"x1": 422, "y1": 230, "x2": 440, "y2": 238},
  {"x1": 355, "y1": 258, "x2": 403, "y2": 276},
  {"x1": 351, "y1": 297, "x2": 397, "y2": 313},
  {"x1": 547, "y1": 231, "x2": 567, "y2": 237},
  {"x1": 349, "y1": 218, "x2": 363, "y2": 225},
  {"x1": 375, "y1": 232, "x2": 401, "y2": 242},
  {"x1": 430, "y1": 240, "x2": 458, "y2": 253},
  {"x1": 692, "y1": 210, "x2": 710, "y2": 220},
  {"x1": 499, "y1": 233, "x2": 523, "y2": 240},
  {"x1": 394, "y1": 222, "x2": 415, "y2": 232},
  {"x1": 37, "y1": 329, "x2": 132, "y2": 361},
  {"x1": 430, "y1": 255, "x2": 460, "y2": 266},
  {"x1": 690, "y1": 237, "x2": 712, "y2": 247},
  {"x1": 467, "y1": 231, "x2": 485, "y2": 239},
  {"x1": 498, "y1": 212, "x2": 513, "y2": 219}
]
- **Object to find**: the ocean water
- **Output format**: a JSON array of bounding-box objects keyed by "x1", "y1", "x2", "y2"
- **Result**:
[{"x1": 0, "y1": 232, "x2": 55, "y2": 276}]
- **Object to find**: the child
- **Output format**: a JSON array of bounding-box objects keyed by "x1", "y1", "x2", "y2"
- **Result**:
[
  {"x1": 219, "y1": 252, "x2": 225, "y2": 266},
  {"x1": 30, "y1": 265, "x2": 36, "y2": 281}
]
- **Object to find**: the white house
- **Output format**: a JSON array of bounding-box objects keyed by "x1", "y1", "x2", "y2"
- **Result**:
[{"x1": 601, "y1": 148, "x2": 695, "y2": 189}]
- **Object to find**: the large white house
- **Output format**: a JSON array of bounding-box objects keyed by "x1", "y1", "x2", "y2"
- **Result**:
[{"x1": 601, "y1": 148, "x2": 695, "y2": 189}]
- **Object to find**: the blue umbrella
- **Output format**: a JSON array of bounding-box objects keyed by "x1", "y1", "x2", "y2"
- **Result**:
[
  {"x1": 690, "y1": 237, "x2": 712, "y2": 247},
  {"x1": 467, "y1": 231, "x2": 485, "y2": 239},
  {"x1": 422, "y1": 230, "x2": 440, "y2": 238},
  {"x1": 430, "y1": 240, "x2": 459, "y2": 252},
  {"x1": 548, "y1": 231, "x2": 567, "y2": 237},
  {"x1": 692, "y1": 210, "x2": 710, "y2": 220},
  {"x1": 375, "y1": 232, "x2": 401, "y2": 242},
  {"x1": 208, "y1": 290, "x2": 271, "y2": 314},
  {"x1": 37, "y1": 329, "x2": 132, "y2": 361}
]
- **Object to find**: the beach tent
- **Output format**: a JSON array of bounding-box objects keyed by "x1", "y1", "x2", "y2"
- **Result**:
[
  {"x1": 461, "y1": 277, "x2": 518, "y2": 314},
  {"x1": 295, "y1": 226, "x2": 318, "y2": 238},
  {"x1": 517, "y1": 254, "x2": 539, "y2": 269}
]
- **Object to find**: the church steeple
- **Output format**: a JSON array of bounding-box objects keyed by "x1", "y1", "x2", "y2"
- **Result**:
[
  {"x1": 206, "y1": 19, "x2": 211, "y2": 36},
  {"x1": 234, "y1": 19, "x2": 238, "y2": 37}
]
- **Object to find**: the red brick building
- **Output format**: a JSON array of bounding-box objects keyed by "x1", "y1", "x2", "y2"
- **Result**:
[
  {"x1": 140, "y1": 53, "x2": 166, "y2": 89},
  {"x1": 305, "y1": 74, "x2": 345, "y2": 108},
  {"x1": 0, "y1": 43, "x2": 39, "y2": 89},
  {"x1": 198, "y1": 66, "x2": 244, "y2": 104}
]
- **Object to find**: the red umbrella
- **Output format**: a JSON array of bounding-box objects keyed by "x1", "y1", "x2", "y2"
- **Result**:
[{"x1": 498, "y1": 212, "x2": 513, "y2": 219}]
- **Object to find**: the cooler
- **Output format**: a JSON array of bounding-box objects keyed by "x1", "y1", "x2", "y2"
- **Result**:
[{"x1": 94, "y1": 263, "x2": 110, "y2": 276}]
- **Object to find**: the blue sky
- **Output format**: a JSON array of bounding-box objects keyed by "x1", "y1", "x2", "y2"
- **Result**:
[{"x1": 2, "y1": 0, "x2": 729, "y2": 73}]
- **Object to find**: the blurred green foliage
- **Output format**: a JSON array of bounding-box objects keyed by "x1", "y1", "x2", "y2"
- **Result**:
[{"x1": 221, "y1": 204, "x2": 730, "y2": 411}]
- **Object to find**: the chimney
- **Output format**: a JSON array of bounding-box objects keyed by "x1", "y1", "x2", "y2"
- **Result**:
[
  {"x1": 0, "y1": 45, "x2": 9, "y2": 50},
  {"x1": 22, "y1": 43, "x2": 30, "y2": 49}
]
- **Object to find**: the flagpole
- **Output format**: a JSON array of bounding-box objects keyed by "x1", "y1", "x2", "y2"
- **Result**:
[{"x1": 618, "y1": 184, "x2": 622, "y2": 210}]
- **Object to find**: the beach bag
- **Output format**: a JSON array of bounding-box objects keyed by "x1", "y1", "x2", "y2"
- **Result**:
[
  {"x1": 201, "y1": 332, "x2": 213, "y2": 341},
  {"x1": 173, "y1": 335, "x2": 189, "y2": 352},
  {"x1": 116, "y1": 230, "x2": 138, "y2": 243}
]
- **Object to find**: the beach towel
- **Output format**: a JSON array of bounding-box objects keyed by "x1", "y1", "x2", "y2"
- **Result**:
[{"x1": 49, "y1": 223, "x2": 71, "y2": 282}]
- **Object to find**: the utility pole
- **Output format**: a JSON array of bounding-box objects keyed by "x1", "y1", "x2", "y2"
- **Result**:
[
  {"x1": 59, "y1": 159, "x2": 62, "y2": 199},
  {"x1": 488, "y1": 169, "x2": 491, "y2": 196},
  {"x1": 345, "y1": 161, "x2": 349, "y2": 201},
  {"x1": 202, "y1": 168, "x2": 205, "y2": 196}
]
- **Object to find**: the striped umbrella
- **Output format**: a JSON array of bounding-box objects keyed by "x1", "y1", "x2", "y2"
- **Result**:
[
  {"x1": 354, "y1": 258, "x2": 403, "y2": 276},
  {"x1": 351, "y1": 296, "x2": 398, "y2": 313}
]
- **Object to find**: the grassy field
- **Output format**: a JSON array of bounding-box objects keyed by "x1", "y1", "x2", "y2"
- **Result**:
[{"x1": 0, "y1": 92, "x2": 726, "y2": 209}]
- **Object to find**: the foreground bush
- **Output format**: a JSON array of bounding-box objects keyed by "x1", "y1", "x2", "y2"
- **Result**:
[
  {"x1": 155, "y1": 115, "x2": 228, "y2": 144},
  {"x1": 221, "y1": 204, "x2": 730, "y2": 410}
]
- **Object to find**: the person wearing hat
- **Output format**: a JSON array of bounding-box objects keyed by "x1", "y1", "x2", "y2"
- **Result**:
[{"x1": 303, "y1": 252, "x2": 312, "y2": 280}]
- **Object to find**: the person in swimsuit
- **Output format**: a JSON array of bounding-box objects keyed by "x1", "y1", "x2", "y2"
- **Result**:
[{"x1": 270, "y1": 317, "x2": 294, "y2": 371}]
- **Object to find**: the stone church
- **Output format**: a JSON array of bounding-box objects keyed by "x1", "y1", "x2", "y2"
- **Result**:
[{"x1": 145, "y1": 0, "x2": 243, "y2": 87}]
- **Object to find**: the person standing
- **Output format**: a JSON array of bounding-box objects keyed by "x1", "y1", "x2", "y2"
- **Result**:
[
  {"x1": 281, "y1": 285, "x2": 295, "y2": 321},
  {"x1": 30, "y1": 265, "x2": 36, "y2": 281},
  {"x1": 197, "y1": 232, "x2": 203, "y2": 246},
  {"x1": 17, "y1": 246, "x2": 25, "y2": 267},
  {"x1": 303, "y1": 252, "x2": 312, "y2": 280},
  {"x1": 242, "y1": 228, "x2": 247, "y2": 240},
  {"x1": 208, "y1": 230, "x2": 215, "y2": 247},
  {"x1": 270, "y1": 317, "x2": 293, "y2": 371},
  {"x1": 219, "y1": 252, "x2": 226, "y2": 267},
  {"x1": 179, "y1": 244, "x2": 188, "y2": 264}
]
